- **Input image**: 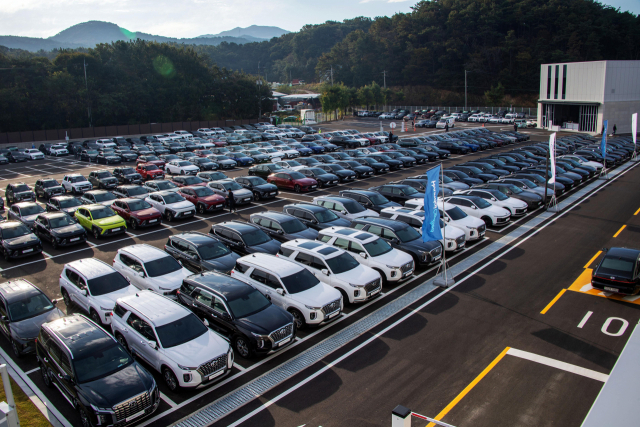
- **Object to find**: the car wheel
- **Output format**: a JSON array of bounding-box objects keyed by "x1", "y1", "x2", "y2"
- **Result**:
[
  {"x1": 253, "y1": 192, "x2": 261, "y2": 201},
  {"x1": 166, "y1": 211, "x2": 174, "y2": 222},
  {"x1": 234, "y1": 335, "x2": 254, "y2": 359},
  {"x1": 373, "y1": 268, "x2": 387, "y2": 286},
  {"x1": 51, "y1": 238, "x2": 59, "y2": 250},
  {"x1": 180, "y1": 170, "x2": 185, "y2": 175},
  {"x1": 40, "y1": 363, "x2": 53, "y2": 388},
  {"x1": 10, "y1": 338, "x2": 21, "y2": 358},
  {"x1": 3, "y1": 249, "x2": 10, "y2": 262},
  {"x1": 93, "y1": 228, "x2": 100, "y2": 239},
  {"x1": 163, "y1": 367, "x2": 180, "y2": 392},
  {"x1": 318, "y1": 181, "x2": 324, "y2": 188},
  {"x1": 289, "y1": 309, "x2": 306, "y2": 330},
  {"x1": 294, "y1": 185, "x2": 301, "y2": 193},
  {"x1": 481, "y1": 216, "x2": 492, "y2": 227},
  {"x1": 61, "y1": 289, "x2": 72, "y2": 308},
  {"x1": 197, "y1": 204, "x2": 206, "y2": 214},
  {"x1": 116, "y1": 333, "x2": 129, "y2": 352},
  {"x1": 79, "y1": 405, "x2": 95, "y2": 427},
  {"x1": 130, "y1": 219, "x2": 138, "y2": 230},
  {"x1": 90, "y1": 309, "x2": 102, "y2": 326}
]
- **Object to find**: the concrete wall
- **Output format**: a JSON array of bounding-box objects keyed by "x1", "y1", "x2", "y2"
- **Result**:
[
  {"x1": 540, "y1": 61, "x2": 607, "y2": 103},
  {"x1": 604, "y1": 61, "x2": 640, "y2": 103},
  {"x1": 601, "y1": 101, "x2": 640, "y2": 134}
]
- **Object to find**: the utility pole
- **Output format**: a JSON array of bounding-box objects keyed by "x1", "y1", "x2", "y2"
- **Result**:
[
  {"x1": 330, "y1": 65, "x2": 334, "y2": 86},
  {"x1": 464, "y1": 70, "x2": 468, "y2": 111},
  {"x1": 382, "y1": 70, "x2": 387, "y2": 89},
  {"x1": 84, "y1": 58, "x2": 92, "y2": 127},
  {"x1": 257, "y1": 79, "x2": 263, "y2": 119}
]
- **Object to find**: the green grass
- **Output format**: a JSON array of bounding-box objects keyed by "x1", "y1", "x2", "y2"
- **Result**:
[{"x1": 0, "y1": 374, "x2": 50, "y2": 427}]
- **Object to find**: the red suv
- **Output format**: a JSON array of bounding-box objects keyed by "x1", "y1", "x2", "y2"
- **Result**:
[
  {"x1": 136, "y1": 163, "x2": 165, "y2": 180},
  {"x1": 178, "y1": 185, "x2": 226, "y2": 214},
  {"x1": 267, "y1": 171, "x2": 318, "y2": 193},
  {"x1": 171, "y1": 175, "x2": 207, "y2": 187},
  {"x1": 111, "y1": 197, "x2": 162, "y2": 229},
  {"x1": 136, "y1": 155, "x2": 166, "y2": 170}
]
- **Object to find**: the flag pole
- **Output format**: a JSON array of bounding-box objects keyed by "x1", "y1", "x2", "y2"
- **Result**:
[{"x1": 434, "y1": 163, "x2": 454, "y2": 288}]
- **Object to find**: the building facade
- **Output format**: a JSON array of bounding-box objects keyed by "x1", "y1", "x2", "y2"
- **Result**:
[{"x1": 537, "y1": 61, "x2": 640, "y2": 134}]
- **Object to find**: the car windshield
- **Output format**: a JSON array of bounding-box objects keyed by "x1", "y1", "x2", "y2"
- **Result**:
[
  {"x1": 221, "y1": 181, "x2": 243, "y2": 191},
  {"x1": 177, "y1": 161, "x2": 191, "y2": 166},
  {"x1": 90, "y1": 207, "x2": 116, "y2": 219},
  {"x1": 50, "y1": 215, "x2": 75, "y2": 228},
  {"x1": 59, "y1": 198, "x2": 82, "y2": 208},
  {"x1": 505, "y1": 184, "x2": 523, "y2": 194},
  {"x1": 197, "y1": 240, "x2": 231, "y2": 259},
  {"x1": 364, "y1": 238, "x2": 393, "y2": 257},
  {"x1": 182, "y1": 177, "x2": 202, "y2": 185},
  {"x1": 20, "y1": 205, "x2": 45, "y2": 216},
  {"x1": 445, "y1": 207, "x2": 467, "y2": 220},
  {"x1": 96, "y1": 172, "x2": 111, "y2": 179},
  {"x1": 396, "y1": 226, "x2": 421, "y2": 242},
  {"x1": 289, "y1": 172, "x2": 306, "y2": 180},
  {"x1": 246, "y1": 177, "x2": 267, "y2": 185},
  {"x1": 128, "y1": 200, "x2": 152, "y2": 211},
  {"x1": 155, "y1": 313, "x2": 208, "y2": 348},
  {"x1": 489, "y1": 191, "x2": 508, "y2": 201},
  {"x1": 277, "y1": 218, "x2": 305, "y2": 234},
  {"x1": 94, "y1": 193, "x2": 117, "y2": 203},
  {"x1": 326, "y1": 252, "x2": 360, "y2": 274},
  {"x1": 308, "y1": 168, "x2": 326, "y2": 176},
  {"x1": 154, "y1": 181, "x2": 177, "y2": 190},
  {"x1": 144, "y1": 165, "x2": 160, "y2": 171},
  {"x1": 122, "y1": 168, "x2": 136, "y2": 175},
  {"x1": 163, "y1": 193, "x2": 185, "y2": 204},
  {"x1": 241, "y1": 228, "x2": 271, "y2": 246},
  {"x1": 598, "y1": 256, "x2": 636, "y2": 279},
  {"x1": 281, "y1": 268, "x2": 320, "y2": 294},
  {"x1": 144, "y1": 256, "x2": 182, "y2": 277},
  {"x1": 314, "y1": 208, "x2": 339, "y2": 222},
  {"x1": 87, "y1": 272, "x2": 130, "y2": 296},
  {"x1": 193, "y1": 187, "x2": 215, "y2": 197},
  {"x1": 341, "y1": 199, "x2": 365, "y2": 214},
  {"x1": 402, "y1": 187, "x2": 419, "y2": 196},
  {"x1": 74, "y1": 341, "x2": 133, "y2": 383},
  {"x1": 8, "y1": 292, "x2": 54, "y2": 322},
  {"x1": 227, "y1": 288, "x2": 271, "y2": 318},
  {"x1": 42, "y1": 181, "x2": 59, "y2": 188},
  {"x1": 86, "y1": 150, "x2": 99, "y2": 155},
  {"x1": 14, "y1": 185, "x2": 30, "y2": 192},
  {"x1": 471, "y1": 198, "x2": 491, "y2": 209}
]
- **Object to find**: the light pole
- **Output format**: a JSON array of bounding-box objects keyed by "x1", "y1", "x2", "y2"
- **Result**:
[
  {"x1": 257, "y1": 80, "x2": 263, "y2": 119},
  {"x1": 464, "y1": 70, "x2": 468, "y2": 111}
]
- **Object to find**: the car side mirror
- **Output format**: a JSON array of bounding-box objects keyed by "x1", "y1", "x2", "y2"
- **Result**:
[
  {"x1": 148, "y1": 340, "x2": 158, "y2": 349},
  {"x1": 137, "y1": 270, "x2": 145, "y2": 278},
  {"x1": 62, "y1": 374, "x2": 74, "y2": 384},
  {"x1": 277, "y1": 229, "x2": 284, "y2": 235},
  {"x1": 221, "y1": 312, "x2": 231, "y2": 321},
  {"x1": 1, "y1": 316, "x2": 8, "y2": 323},
  {"x1": 491, "y1": 198, "x2": 496, "y2": 201},
  {"x1": 472, "y1": 206, "x2": 477, "y2": 209},
  {"x1": 359, "y1": 252, "x2": 367, "y2": 259},
  {"x1": 391, "y1": 238, "x2": 399, "y2": 244},
  {"x1": 52, "y1": 299, "x2": 57, "y2": 306},
  {"x1": 321, "y1": 269, "x2": 330, "y2": 276},
  {"x1": 81, "y1": 288, "x2": 88, "y2": 296},
  {"x1": 276, "y1": 288, "x2": 285, "y2": 296}
]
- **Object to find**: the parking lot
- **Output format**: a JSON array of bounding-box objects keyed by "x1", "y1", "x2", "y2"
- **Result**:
[{"x1": 0, "y1": 119, "x2": 636, "y2": 427}]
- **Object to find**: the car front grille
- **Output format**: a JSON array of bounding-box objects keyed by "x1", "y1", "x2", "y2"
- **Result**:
[
  {"x1": 197, "y1": 353, "x2": 226, "y2": 377},
  {"x1": 400, "y1": 261, "x2": 414, "y2": 273},
  {"x1": 364, "y1": 278, "x2": 381, "y2": 294},
  {"x1": 269, "y1": 323, "x2": 294, "y2": 343},
  {"x1": 515, "y1": 208, "x2": 527, "y2": 214},
  {"x1": 113, "y1": 392, "x2": 152, "y2": 422},
  {"x1": 478, "y1": 224, "x2": 486, "y2": 234},
  {"x1": 321, "y1": 299, "x2": 341, "y2": 316},
  {"x1": 496, "y1": 216, "x2": 509, "y2": 223}
]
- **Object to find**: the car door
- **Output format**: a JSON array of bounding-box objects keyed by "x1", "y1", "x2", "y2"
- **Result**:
[
  {"x1": 47, "y1": 340, "x2": 76, "y2": 403},
  {"x1": 35, "y1": 217, "x2": 52, "y2": 242},
  {"x1": 9, "y1": 205, "x2": 20, "y2": 222},
  {"x1": 73, "y1": 274, "x2": 91, "y2": 313},
  {"x1": 183, "y1": 243, "x2": 202, "y2": 272},
  {"x1": 75, "y1": 208, "x2": 89, "y2": 228},
  {"x1": 124, "y1": 312, "x2": 158, "y2": 368},
  {"x1": 193, "y1": 289, "x2": 234, "y2": 335},
  {"x1": 0, "y1": 297, "x2": 9, "y2": 338},
  {"x1": 119, "y1": 253, "x2": 146, "y2": 289}
]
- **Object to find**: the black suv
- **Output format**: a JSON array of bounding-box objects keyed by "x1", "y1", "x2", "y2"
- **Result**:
[
  {"x1": 316, "y1": 164, "x2": 357, "y2": 183},
  {"x1": 249, "y1": 211, "x2": 318, "y2": 242},
  {"x1": 6, "y1": 182, "x2": 35, "y2": 206},
  {"x1": 0, "y1": 279, "x2": 63, "y2": 357},
  {"x1": 37, "y1": 314, "x2": 160, "y2": 426},
  {"x1": 88, "y1": 170, "x2": 119, "y2": 190},
  {"x1": 33, "y1": 212, "x2": 86, "y2": 249},
  {"x1": 297, "y1": 167, "x2": 340, "y2": 188},
  {"x1": 0, "y1": 221, "x2": 42, "y2": 260},
  {"x1": 328, "y1": 136, "x2": 362, "y2": 149},
  {"x1": 177, "y1": 271, "x2": 295, "y2": 358},
  {"x1": 210, "y1": 221, "x2": 281, "y2": 255},
  {"x1": 165, "y1": 232, "x2": 239, "y2": 273},
  {"x1": 46, "y1": 195, "x2": 84, "y2": 214},
  {"x1": 248, "y1": 163, "x2": 285, "y2": 178},
  {"x1": 353, "y1": 157, "x2": 389, "y2": 174},
  {"x1": 112, "y1": 167, "x2": 143, "y2": 185},
  {"x1": 339, "y1": 190, "x2": 401, "y2": 213},
  {"x1": 282, "y1": 203, "x2": 351, "y2": 230},
  {"x1": 368, "y1": 184, "x2": 423, "y2": 204},
  {"x1": 34, "y1": 178, "x2": 64, "y2": 200},
  {"x1": 350, "y1": 217, "x2": 442, "y2": 266},
  {"x1": 234, "y1": 176, "x2": 279, "y2": 201}
]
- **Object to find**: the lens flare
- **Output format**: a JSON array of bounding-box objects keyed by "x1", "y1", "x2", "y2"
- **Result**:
[
  {"x1": 153, "y1": 55, "x2": 176, "y2": 78},
  {"x1": 119, "y1": 28, "x2": 137, "y2": 40}
]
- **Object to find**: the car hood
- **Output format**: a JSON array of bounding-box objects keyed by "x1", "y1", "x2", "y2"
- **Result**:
[
  {"x1": 441, "y1": 225, "x2": 465, "y2": 240},
  {"x1": 346, "y1": 209, "x2": 378, "y2": 219},
  {"x1": 334, "y1": 264, "x2": 380, "y2": 286},
  {"x1": 294, "y1": 178, "x2": 318, "y2": 186},
  {"x1": 248, "y1": 239, "x2": 281, "y2": 255},
  {"x1": 253, "y1": 184, "x2": 278, "y2": 192},
  {"x1": 372, "y1": 162, "x2": 388, "y2": 168},
  {"x1": 370, "y1": 248, "x2": 413, "y2": 268},
  {"x1": 219, "y1": 160, "x2": 236, "y2": 165},
  {"x1": 322, "y1": 217, "x2": 351, "y2": 228},
  {"x1": 78, "y1": 362, "x2": 154, "y2": 408},
  {"x1": 200, "y1": 195, "x2": 226, "y2": 204},
  {"x1": 442, "y1": 182, "x2": 470, "y2": 191},
  {"x1": 202, "y1": 252, "x2": 241, "y2": 273},
  {"x1": 5, "y1": 233, "x2": 39, "y2": 247},
  {"x1": 92, "y1": 285, "x2": 138, "y2": 308},
  {"x1": 235, "y1": 304, "x2": 292, "y2": 335},
  {"x1": 288, "y1": 228, "x2": 319, "y2": 240},
  {"x1": 52, "y1": 223, "x2": 85, "y2": 235},
  {"x1": 11, "y1": 308, "x2": 64, "y2": 339},
  {"x1": 482, "y1": 205, "x2": 511, "y2": 217},
  {"x1": 401, "y1": 238, "x2": 439, "y2": 252},
  {"x1": 133, "y1": 207, "x2": 161, "y2": 218},
  {"x1": 335, "y1": 170, "x2": 355, "y2": 177},
  {"x1": 502, "y1": 198, "x2": 528, "y2": 209},
  {"x1": 164, "y1": 330, "x2": 229, "y2": 368},
  {"x1": 94, "y1": 215, "x2": 125, "y2": 227},
  {"x1": 450, "y1": 214, "x2": 485, "y2": 229},
  {"x1": 231, "y1": 188, "x2": 253, "y2": 198},
  {"x1": 21, "y1": 214, "x2": 40, "y2": 223},
  {"x1": 317, "y1": 173, "x2": 339, "y2": 181},
  {"x1": 100, "y1": 178, "x2": 118, "y2": 184},
  {"x1": 148, "y1": 268, "x2": 192, "y2": 291},
  {"x1": 290, "y1": 283, "x2": 341, "y2": 308},
  {"x1": 167, "y1": 201, "x2": 195, "y2": 211}
]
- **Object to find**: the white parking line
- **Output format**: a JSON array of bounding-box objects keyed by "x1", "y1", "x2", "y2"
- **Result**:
[
  {"x1": 507, "y1": 348, "x2": 609, "y2": 382},
  {"x1": 160, "y1": 393, "x2": 178, "y2": 408},
  {"x1": 24, "y1": 367, "x2": 41, "y2": 375}
]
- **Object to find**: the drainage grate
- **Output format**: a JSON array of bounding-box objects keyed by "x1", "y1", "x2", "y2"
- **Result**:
[{"x1": 173, "y1": 161, "x2": 636, "y2": 427}]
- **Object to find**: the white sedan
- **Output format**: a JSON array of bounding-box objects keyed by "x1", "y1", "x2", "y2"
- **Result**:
[
  {"x1": 49, "y1": 144, "x2": 69, "y2": 156},
  {"x1": 165, "y1": 160, "x2": 199, "y2": 175},
  {"x1": 445, "y1": 195, "x2": 510, "y2": 227},
  {"x1": 145, "y1": 191, "x2": 196, "y2": 221},
  {"x1": 454, "y1": 189, "x2": 528, "y2": 217},
  {"x1": 23, "y1": 149, "x2": 45, "y2": 160}
]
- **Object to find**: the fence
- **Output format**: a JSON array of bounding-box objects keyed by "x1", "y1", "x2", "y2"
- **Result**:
[
  {"x1": 355, "y1": 105, "x2": 538, "y2": 117},
  {"x1": 0, "y1": 119, "x2": 260, "y2": 145}
]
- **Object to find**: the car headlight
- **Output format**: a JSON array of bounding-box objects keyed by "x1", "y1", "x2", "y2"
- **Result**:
[
  {"x1": 99, "y1": 306, "x2": 112, "y2": 311},
  {"x1": 465, "y1": 226, "x2": 476, "y2": 230},
  {"x1": 305, "y1": 305, "x2": 321, "y2": 310},
  {"x1": 177, "y1": 364, "x2": 197, "y2": 371},
  {"x1": 158, "y1": 286, "x2": 172, "y2": 291},
  {"x1": 348, "y1": 283, "x2": 364, "y2": 288},
  {"x1": 386, "y1": 265, "x2": 400, "y2": 270}
]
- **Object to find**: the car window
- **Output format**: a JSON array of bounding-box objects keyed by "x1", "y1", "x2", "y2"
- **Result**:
[
  {"x1": 195, "y1": 289, "x2": 215, "y2": 308},
  {"x1": 127, "y1": 313, "x2": 156, "y2": 341},
  {"x1": 250, "y1": 268, "x2": 268, "y2": 284}
]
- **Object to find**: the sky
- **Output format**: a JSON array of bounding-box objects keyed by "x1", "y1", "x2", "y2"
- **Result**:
[{"x1": 1, "y1": 0, "x2": 638, "y2": 39}]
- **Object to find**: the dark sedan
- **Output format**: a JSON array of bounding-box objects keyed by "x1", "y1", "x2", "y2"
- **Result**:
[{"x1": 592, "y1": 247, "x2": 640, "y2": 295}]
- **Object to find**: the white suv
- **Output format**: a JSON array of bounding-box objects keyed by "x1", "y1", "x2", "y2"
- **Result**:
[
  {"x1": 49, "y1": 144, "x2": 69, "y2": 156},
  {"x1": 174, "y1": 130, "x2": 193, "y2": 138},
  {"x1": 231, "y1": 253, "x2": 342, "y2": 329},
  {"x1": 113, "y1": 244, "x2": 192, "y2": 297},
  {"x1": 445, "y1": 195, "x2": 511, "y2": 227},
  {"x1": 60, "y1": 258, "x2": 138, "y2": 325},
  {"x1": 312, "y1": 196, "x2": 378, "y2": 220},
  {"x1": 278, "y1": 239, "x2": 381, "y2": 304},
  {"x1": 404, "y1": 199, "x2": 486, "y2": 242},
  {"x1": 165, "y1": 160, "x2": 199, "y2": 176},
  {"x1": 111, "y1": 291, "x2": 231, "y2": 392},
  {"x1": 380, "y1": 207, "x2": 466, "y2": 252},
  {"x1": 317, "y1": 227, "x2": 413, "y2": 284},
  {"x1": 145, "y1": 191, "x2": 195, "y2": 221},
  {"x1": 95, "y1": 139, "x2": 117, "y2": 150},
  {"x1": 454, "y1": 189, "x2": 528, "y2": 217},
  {"x1": 62, "y1": 174, "x2": 93, "y2": 194}
]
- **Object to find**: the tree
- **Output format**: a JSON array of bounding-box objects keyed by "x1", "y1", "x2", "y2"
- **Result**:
[{"x1": 484, "y1": 82, "x2": 505, "y2": 106}]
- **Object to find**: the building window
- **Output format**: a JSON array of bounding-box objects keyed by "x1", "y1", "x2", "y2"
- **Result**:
[
  {"x1": 562, "y1": 65, "x2": 567, "y2": 100},
  {"x1": 554, "y1": 65, "x2": 559, "y2": 100},
  {"x1": 547, "y1": 66, "x2": 552, "y2": 99}
]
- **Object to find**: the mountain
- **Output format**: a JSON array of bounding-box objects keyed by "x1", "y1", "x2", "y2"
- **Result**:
[
  {"x1": 0, "y1": 21, "x2": 260, "y2": 52},
  {"x1": 199, "y1": 25, "x2": 290, "y2": 40}
]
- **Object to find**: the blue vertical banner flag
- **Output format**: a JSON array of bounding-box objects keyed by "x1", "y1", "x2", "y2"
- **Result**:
[
  {"x1": 422, "y1": 165, "x2": 443, "y2": 242},
  {"x1": 601, "y1": 120, "x2": 608, "y2": 158}
]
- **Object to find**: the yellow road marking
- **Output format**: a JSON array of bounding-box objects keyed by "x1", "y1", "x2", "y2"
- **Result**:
[
  {"x1": 635, "y1": 207, "x2": 640, "y2": 216},
  {"x1": 540, "y1": 289, "x2": 567, "y2": 314},
  {"x1": 584, "y1": 251, "x2": 602, "y2": 269},
  {"x1": 426, "y1": 347, "x2": 510, "y2": 427},
  {"x1": 567, "y1": 268, "x2": 640, "y2": 305},
  {"x1": 613, "y1": 225, "x2": 626, "y2": 238}
]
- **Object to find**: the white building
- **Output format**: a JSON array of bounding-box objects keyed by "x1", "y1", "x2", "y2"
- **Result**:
[{"x1": 537, "y1": 60, "x2": 640, "y2": 134}]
